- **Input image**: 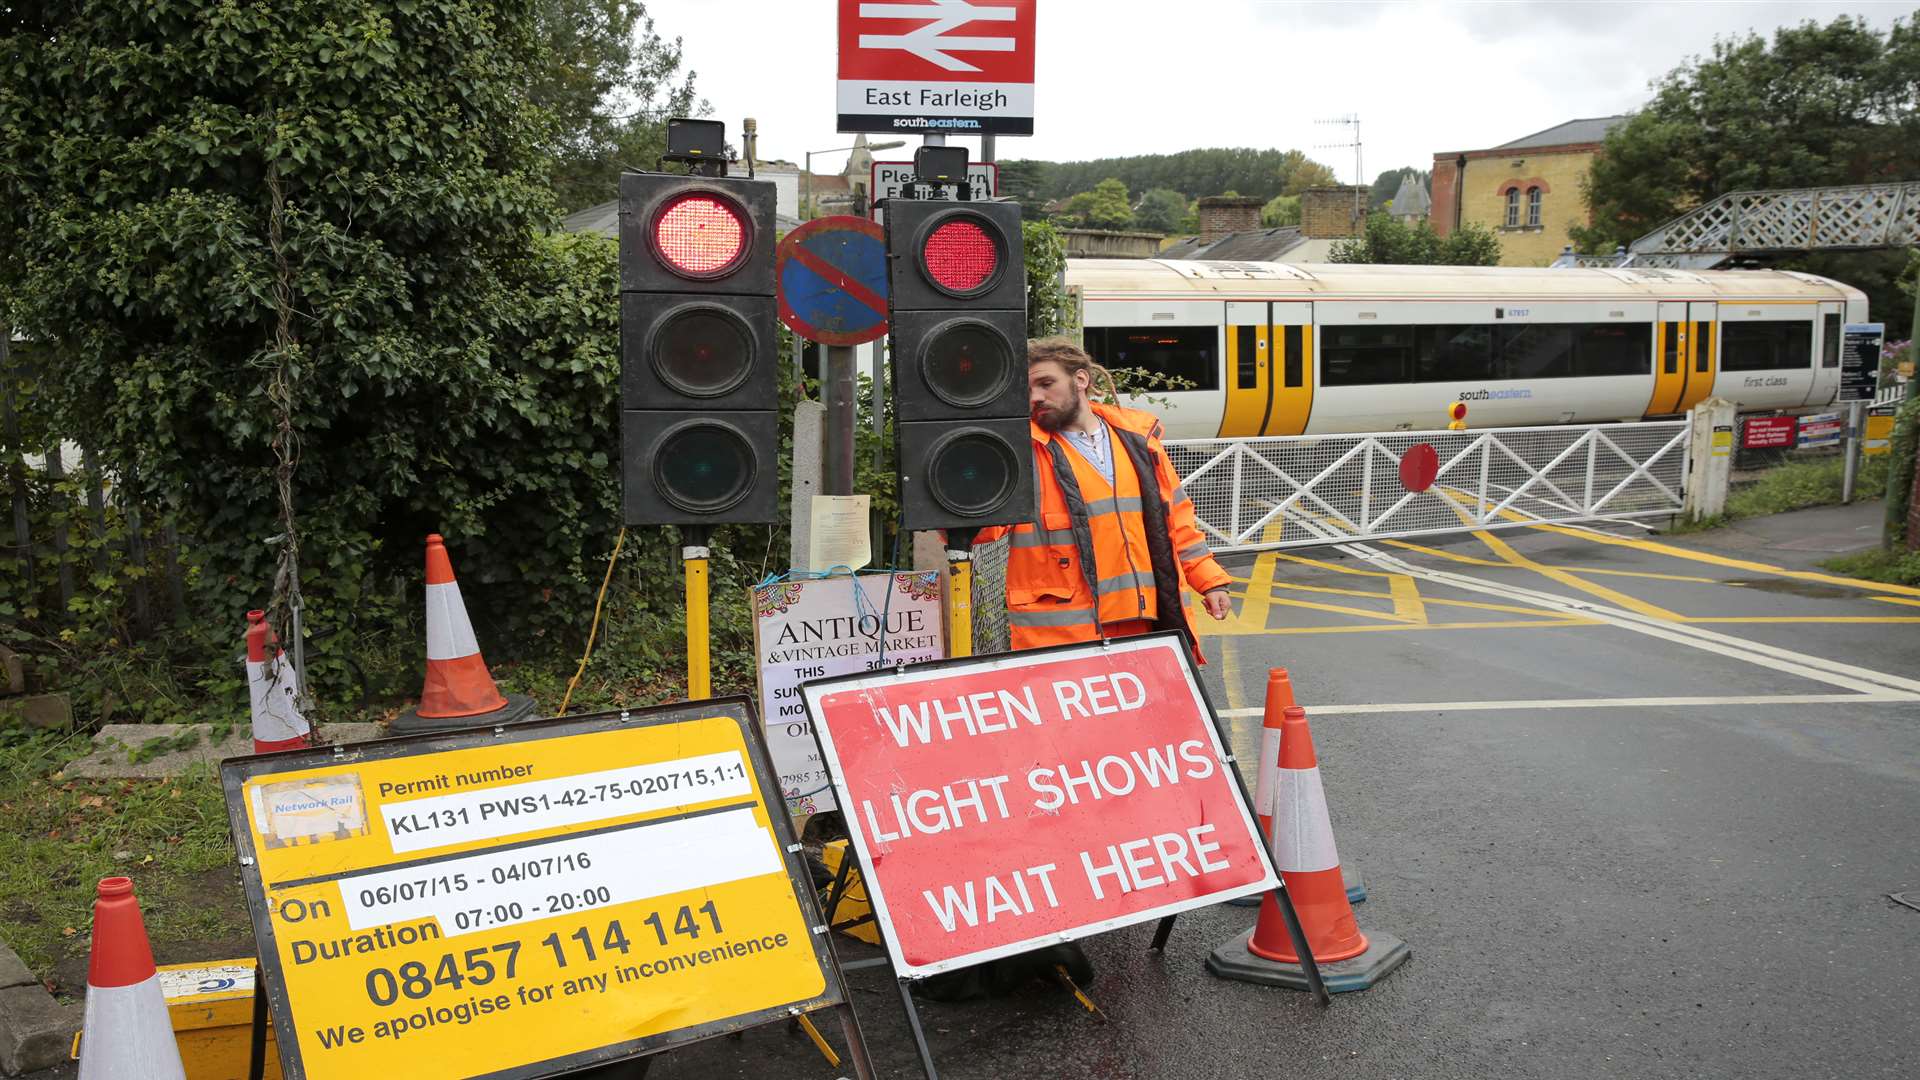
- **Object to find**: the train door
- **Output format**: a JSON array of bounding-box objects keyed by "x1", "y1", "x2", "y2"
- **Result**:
[
  {"x1": 1675, "y1": 301, "x2": 1717, "y2": 412},
  {"x1": 1805, "y1": 301, "x2": 1844, "y2": 406},
  {"x1": 1647, "y1": 301, "x2": 1690, "y2": 415},
  {"x1": 1219, "y1": 302, "x2": 1269, "y2": 437},
  {"x1": 1263, "y1": 302, "x2": 1314, "y2": 435}
]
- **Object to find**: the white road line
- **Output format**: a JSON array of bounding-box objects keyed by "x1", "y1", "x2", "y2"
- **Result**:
[
  {"x1": 1217, "y1": 692, "x2": 1919, "y2": 719},
  {"x1": 1277, "y1": 512, "x2": 1920, "y2": 700}
]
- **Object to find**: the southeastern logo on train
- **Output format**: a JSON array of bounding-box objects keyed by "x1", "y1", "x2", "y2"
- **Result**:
[{"x1": 1457, "y1": 388, "x2": 1536, "y2": 401}]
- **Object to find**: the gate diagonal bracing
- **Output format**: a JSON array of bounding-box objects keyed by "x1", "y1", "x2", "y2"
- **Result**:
[{"x1": 1164, "y1": 423, "x2": 1689, "y2": 553}]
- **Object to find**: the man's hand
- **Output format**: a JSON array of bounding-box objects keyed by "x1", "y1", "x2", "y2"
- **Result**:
[{"x1": 1202, "y1": 587, "x2": 1232, "y2": 620}]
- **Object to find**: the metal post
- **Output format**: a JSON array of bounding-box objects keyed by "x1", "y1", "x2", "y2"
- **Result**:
[
  {"x1": 980, "y1": 134, "x2": 995, "y2": 164},
  {"x1": 824, "y1": 344, "x2": 857, "y2": 496},
  {"x1": 683, "y1": 526, "x2": 712, "y2": 699},
  {"x1": 1842, "y1": 399, "x2": 1865, "y2": 504},
  {"x1": 803, "y1": 149, "x2": 812, "y2": 221},
  {"x1": 44, "y1": 445, "x2": 73, "y2": 606},
  {"x1": 945, "y1": 548, "x2": 972, "y2": 657}
]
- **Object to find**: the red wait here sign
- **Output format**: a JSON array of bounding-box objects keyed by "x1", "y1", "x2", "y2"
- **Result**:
[{"x1": 800, "y1": 635, "x2": 1276, "y2": 977}]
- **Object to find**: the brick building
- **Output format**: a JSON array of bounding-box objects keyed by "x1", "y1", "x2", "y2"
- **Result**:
[
  {"x1": 1158, "y1": 187, "x2": 1368, "y2": 262},
  {"x1": 1430, "y1": 116, "x2": 1627, "y2": 267}
]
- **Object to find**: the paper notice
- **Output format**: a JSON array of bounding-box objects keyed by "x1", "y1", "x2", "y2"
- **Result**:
[{"x1": 808, "y1": 494, "x2": 872, "y2": 571}]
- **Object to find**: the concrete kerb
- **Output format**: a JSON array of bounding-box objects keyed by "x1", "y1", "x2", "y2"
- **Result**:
[
  {"x1": 67, "y1": 722, "x2": 387, "y2": 780},
  {"x1": 0, "y1": 941, "x2": 79, "y2": 1077}
]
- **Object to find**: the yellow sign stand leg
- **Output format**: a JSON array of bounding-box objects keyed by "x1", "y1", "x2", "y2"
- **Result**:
[
  {"x1": 945, "y1": 546, "x2": 972, "y2": 659},
  {"x1": 684, "y1": 532, "x2": 711, "y2": 700}
]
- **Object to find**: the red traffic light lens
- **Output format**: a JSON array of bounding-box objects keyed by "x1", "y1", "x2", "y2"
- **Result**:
[
  {"x1": 652, "y1": 305, "x2": 753, "y2": 398},
  {"x1": 654, "y1": 194, "x2": 747, "y2": 278},
  {"x1": 922, "y1": 320, "x2": 1014, "y2": 408},
  {"x1": 1450, "y1": 402, "x2": 1468, "y2": 420},
  {"x1": 921, "y1": 218, "x2": 999, "y2": 295}
]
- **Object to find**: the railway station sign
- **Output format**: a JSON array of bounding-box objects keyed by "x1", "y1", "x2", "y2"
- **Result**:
[
  {"x1": 222, "y1": 702, "x2": 849, "y2": 1079},
  {"x1": 753, "y1": 571, "x2": 945, "y2": 817},
  {"x1": 800, "y1": 633, "x2": 1277, "y2": 977},
  {"x1": 837, "y1": 0, "x2": 1037, "y2": 136},
  {"x1": 1839, "y1": 323, "x2": 1885, "y2": 403}
]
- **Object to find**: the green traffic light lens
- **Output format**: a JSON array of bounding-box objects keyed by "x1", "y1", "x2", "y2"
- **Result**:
[
  {"x1": 655, "y1": 421, "x2": 755, "y2": 514},
  {"x1": 922, "y1": 321, "x2": 1013, "y2": 408},
  {"x1": 927, "y1": 429, "x2": 1018, "y2": 518},
  {"x1": 652, "y1": 305, "x2": 753, "y2": 398}
]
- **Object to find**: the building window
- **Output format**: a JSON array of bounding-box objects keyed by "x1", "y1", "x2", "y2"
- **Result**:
[
  {"x1": 1526, "y1": 187, "x2": 1542, "y2": 227},
  {"x1": 1504, "y1": 188, "x2": 1520, "y2": 228}
]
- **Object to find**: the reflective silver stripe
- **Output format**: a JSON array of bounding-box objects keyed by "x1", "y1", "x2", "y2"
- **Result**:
[
  {"x1": 1096, "y1": 571, "x2": 1154, "y2": 596},
  {"x1": 1009, "y1": 607, "x2": 1099, "y2": 628},
  {"x1": 1179, "y1": 541, "x2": 1212, "y2": 562},
  {"x1": 1085, "y1": 495, "x2": 1144, "y2": 517},
  {"x1": 1171, "y1": 485, "x2": 1188, "y2": 504},
  {"x1": 1009, "y1": 527, "x2": 1077, "y2": 549}
]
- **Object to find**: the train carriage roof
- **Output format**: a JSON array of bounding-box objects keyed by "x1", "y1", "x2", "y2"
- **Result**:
[{"x1": 1068, "y1": 259, "x2": 1866, "y2": 304}]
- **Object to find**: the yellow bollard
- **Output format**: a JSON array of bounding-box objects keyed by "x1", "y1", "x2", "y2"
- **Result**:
[
  {"x1": 684, "y1": 542, "x2": 711, "y2": 700},
  {"x1": 946, "y1": 550, "x2": 973, "y2": 658}
]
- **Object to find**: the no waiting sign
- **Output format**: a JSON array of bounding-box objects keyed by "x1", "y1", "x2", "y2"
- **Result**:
[
  {"x1": 801, "y1": 634, "x2": 1277, "y2": 977},
  {"x1": 837, "y1": 0, "x2": 1037, "y2": 136},
  {"x1": 222, "y1": 702, "x2": 850, "y2": 1078}
]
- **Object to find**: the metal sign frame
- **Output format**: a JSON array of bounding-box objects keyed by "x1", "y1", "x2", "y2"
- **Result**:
[{"x1": 222, "y1": 699, "x2": 869, "y2": 1080}]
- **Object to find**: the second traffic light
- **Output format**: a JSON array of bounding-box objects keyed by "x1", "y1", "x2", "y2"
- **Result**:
[
  {"x1": 884, "y1": 198, "x2": 1032, "y2": 533},
  {"x1": 619, "y1": 170, "x2": 779, "y2": 525}
]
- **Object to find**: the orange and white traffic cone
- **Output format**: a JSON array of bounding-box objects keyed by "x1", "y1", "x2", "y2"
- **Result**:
[
  {"x1": 77, "y1": 877, "x2": 187, "y2": 1080},
  {"x1": 245, "y1": 610, "x2": 310, "y2": 754},
  {"x1": 1209, "y1": 687, "x2": 1408, "y2": 992},
  {"x1": 392, "y1": 534, "x2": 535, "y2": 733},
  {"x1": 1230, "y1": 668, "x2": 1364, "y2": 906}
]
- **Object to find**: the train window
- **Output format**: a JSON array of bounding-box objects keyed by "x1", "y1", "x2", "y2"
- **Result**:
[
  {"x1": 1662, "y1": 323, "x2": 1681, "y2": 374},
  {"x1": 1694, "y1": 321, "x2": 1712, "y2": 373},
  {"x1": 1822, "y1": 313, "x2": 1841, "y2": 368},
  {"x1": 1571, "y1": 324, "x2": 1652, "y2": 377},
  {"x1": 1720, "y1": 321, "x2": 1813, "y2": 371},
  {"x1": 1498, "y1": 324, "x2": 1574, "y2": 379},
  {"x1": 1414, "y1": 325, "x2": 1497, "y2": 381},
  {"x1": 1084, "y1": 326, "x2": 1220, "y2": 391},
  {"x1": 1235, "y1": 326, "x2": 1258, "y2": 389},
  {"x1": 1283, "y1": 326, "x2": 1304, "y2": 388},
  {"x1": 1321, "y1": 325, "x2": 1413, "y2": 385}
]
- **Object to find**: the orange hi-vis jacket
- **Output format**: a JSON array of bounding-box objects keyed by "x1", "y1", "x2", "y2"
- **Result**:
[{"x1": 976, "y1": 401, "x2": 1232, "y2": 659}]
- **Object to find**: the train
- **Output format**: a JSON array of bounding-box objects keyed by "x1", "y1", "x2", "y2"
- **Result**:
[{"x1": 1067, "y1": 259, "x2": 1868, "y2": 440}]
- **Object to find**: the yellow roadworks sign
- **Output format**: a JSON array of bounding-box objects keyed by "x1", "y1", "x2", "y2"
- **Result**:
[{"x1": 222, "y1": 700, "x2": 845, "y2": 1079}]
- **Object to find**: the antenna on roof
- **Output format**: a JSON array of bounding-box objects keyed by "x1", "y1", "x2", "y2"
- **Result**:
[{"x1": 1315, "y1": 114, "x2": 1364, "y2": 222}]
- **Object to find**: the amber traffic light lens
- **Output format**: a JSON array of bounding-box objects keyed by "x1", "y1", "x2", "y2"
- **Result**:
[
  {"x1": 921, "y1": 217, "x2": 1000, "y2": 295},
  {"x1": 654, "y1": 194, "x2": 748, "y2": 278},
  {"x1": 652, "y1": 306, "x2": 753, "y2": 398},
  {"x1": 927, "y1": 429, "x2": 1019, "y2": 517},
  {"x1": 922, "y1": 321, "x2": 1014, "y2": 408},
  {"x1": 655, "y1": 422, "x2": 756, "y2": 514}
]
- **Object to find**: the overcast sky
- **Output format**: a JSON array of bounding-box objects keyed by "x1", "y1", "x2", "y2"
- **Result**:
[{"x1": 649, "y1": 0, "x2": 1913, "y2": 185}]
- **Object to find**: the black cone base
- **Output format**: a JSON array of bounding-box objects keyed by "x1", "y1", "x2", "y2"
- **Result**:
[{"x1": 391, "y1": 693, "x2": 538, "y2": 734}]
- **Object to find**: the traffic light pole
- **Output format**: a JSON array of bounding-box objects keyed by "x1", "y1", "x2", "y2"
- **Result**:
[
  {"x1": 824, "y1": 344, "x2": 858, "y2": 495},
  {"x1": 945, "y1": 527, "x2": 975, "y2": 657},
  {"x1": 682, "y1": 524, "x2": 712, "y2": 699}
]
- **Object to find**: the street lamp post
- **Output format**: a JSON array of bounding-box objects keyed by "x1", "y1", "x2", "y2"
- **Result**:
[{"x1": 804, "y1": 141, "x2": 905, "y2": 219}]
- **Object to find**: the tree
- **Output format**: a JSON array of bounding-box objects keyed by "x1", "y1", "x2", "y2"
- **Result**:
[
  {"x1": 1261, "y1": 194, "x2": 1300, "y2": 228},
  {"x1": 535, "y1": 1, "x2": 707, "y2": 212},
  {"x1": 1275, "y1": 150, "x2": 1338, "y2": 196},
  {"x1": 1133, "y1": 188, "x2": 1189, "y2": 233},
  {"x1": 996, "y1": 159, "x2": 1053, "y2": 219},
  {"x1": 1033, "y1": 147, "x2": 1339, "y2": 203},
  {"x1": 1329, "y1": 213, "x2": 1502, "y2": 266},
  {"x1": 1575, "y1": 14, "x2": 1920, "y2": 253},
  {"x1": 1055, "y1": 178, "x2": 1135, "y2": 230},
  {"x1": 0, "y1": 0, "x2": 627, "y2": 652}
]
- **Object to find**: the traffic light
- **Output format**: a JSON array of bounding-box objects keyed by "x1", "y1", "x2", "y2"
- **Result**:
[
  {"x1": 619, "y1": 170, "x2": 779, "y2": 525},
  {"x1": 884, "y1": 198, "x2": 1032, "y2": 533}
]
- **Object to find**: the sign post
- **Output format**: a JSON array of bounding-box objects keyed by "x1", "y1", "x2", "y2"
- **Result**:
[
  {"x1": 802, "y1": 634, "x2": 1325, "y2": 1075},
  {"x1": 776, "y1": 215, "x2": 891, "y2": 501},
  {"x1": 223, "y1": 701, "x2": 869, "y2": 1079},
  {"x1": 1840, "y1": 323, "x2": 1885, "y2": 503}
]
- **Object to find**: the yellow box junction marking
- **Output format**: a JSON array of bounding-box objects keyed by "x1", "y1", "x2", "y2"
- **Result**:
[{"x1": 225, "y1": 709, "x2": 839, "y2": 1080}]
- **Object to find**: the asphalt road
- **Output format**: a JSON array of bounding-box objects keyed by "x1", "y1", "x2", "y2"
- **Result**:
[
  {"x1": 33, "y1": 504, "x2": 1917, "y2": 1080},
  {"x1": 639, "y1": 502, "x2": 1919, "y2": 1080}
]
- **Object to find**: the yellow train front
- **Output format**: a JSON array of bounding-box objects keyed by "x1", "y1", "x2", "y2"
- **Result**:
[{"x1": 1067, "y1": 259, "x2": 1866, "y2": 439}]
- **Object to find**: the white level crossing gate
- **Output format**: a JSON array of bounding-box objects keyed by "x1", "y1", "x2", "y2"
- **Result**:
[{"x1": 1164, "y1": 422, "x2": 1690, "y2": 553}]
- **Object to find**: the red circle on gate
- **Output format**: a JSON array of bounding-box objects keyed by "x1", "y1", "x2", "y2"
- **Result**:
[{"x1": 1400, "y1": 443, "x2": 1439, "y2": 492}]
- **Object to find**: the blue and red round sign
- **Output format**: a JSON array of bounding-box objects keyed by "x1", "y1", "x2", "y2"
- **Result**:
[{"x1": 775, "y1": 216, "x2": 890, "y2": 346}]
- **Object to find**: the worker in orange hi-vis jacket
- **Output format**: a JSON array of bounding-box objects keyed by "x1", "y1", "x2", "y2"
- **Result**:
[{"x1": 975, "y1": 338, "x2": 1234, "y2": 662}]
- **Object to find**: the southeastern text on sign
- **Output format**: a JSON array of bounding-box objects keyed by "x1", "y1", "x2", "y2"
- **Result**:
[
  {"x1": 222, "y1": 703, "x2": 842, "y2": 1080},
  {"x1": 802, "y1": 634, "x2": 1277, "y2": 977}
]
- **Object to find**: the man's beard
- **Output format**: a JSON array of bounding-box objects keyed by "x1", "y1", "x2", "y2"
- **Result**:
[{"x1": 1032, "y1": 389, "x2": 1083, "y2": 433}]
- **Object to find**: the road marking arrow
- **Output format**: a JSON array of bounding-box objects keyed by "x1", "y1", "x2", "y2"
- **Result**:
[{"x1": 858, "y1": 0, "x2": 1017, "y2": 72}]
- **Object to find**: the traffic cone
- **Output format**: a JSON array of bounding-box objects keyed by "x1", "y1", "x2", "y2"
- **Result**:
[
  {"x1": 245, "y1": 610, "x2": 310, "y2": 754},
  {"x1": 77, "y1": 878, "x2": 187, "y2": 1080},
  {"x1": 1208, "y1": 697, "x2": 1409, "y2": 992},
  {"x1": 1229, "y1": 668, "x2": 1364, "y2": 907},
  {"x1": 392, "y1": 534, "x2": 535, "y2": 733}
]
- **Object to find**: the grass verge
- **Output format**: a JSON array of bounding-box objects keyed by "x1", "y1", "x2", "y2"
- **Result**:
[
  {"x1": 1820, "y1": 547, "x2": 1920, "y2": 586},
  {"x1": 1667, "y1": 455, "x2": 1889, "y2": 533},
  {"x1": 0, "y1": 728, "x2": 250, "y2": 987}
]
